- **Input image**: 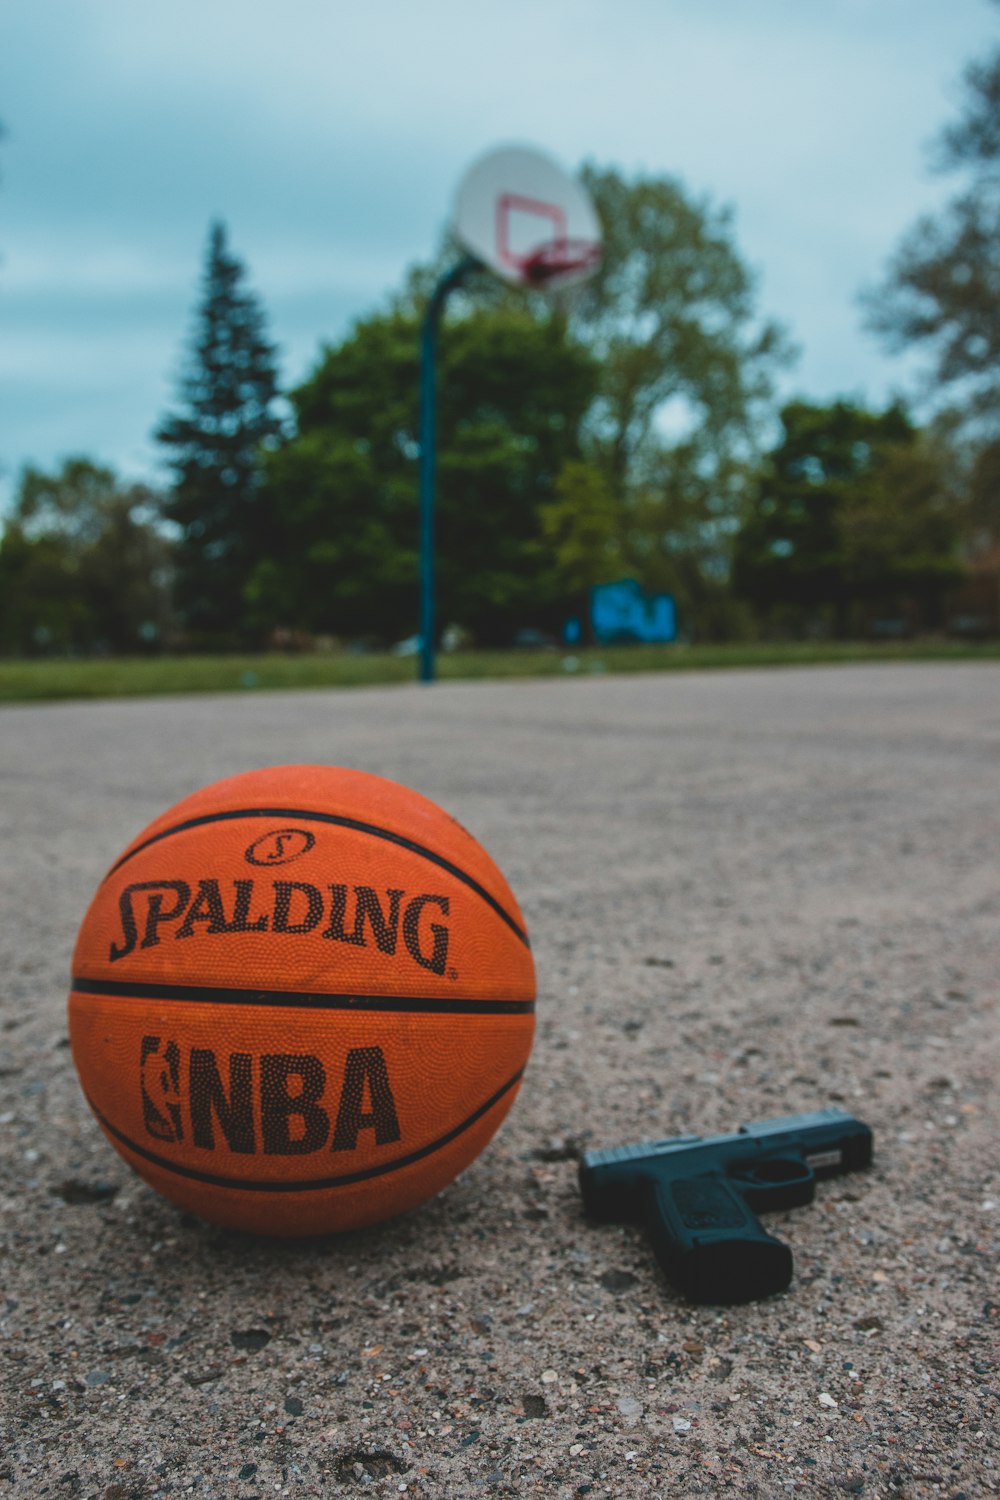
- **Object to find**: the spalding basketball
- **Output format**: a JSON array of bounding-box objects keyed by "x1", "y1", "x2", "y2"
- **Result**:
[{"x1": 68, "y1": 765, "x2": 535, "y2": 1235}]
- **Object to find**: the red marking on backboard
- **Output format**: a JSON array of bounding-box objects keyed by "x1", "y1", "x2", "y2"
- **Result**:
[{"x1": 496, "y1": 193, "x2": 568, "y2": 271}]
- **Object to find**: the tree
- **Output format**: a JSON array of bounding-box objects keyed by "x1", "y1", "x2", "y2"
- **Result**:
[
  {"x1": 0, "y1": 458, "x2": 172, "y2": 654},
  {"x1": 435, "y1": 307, "x2": 598, "y2": 641},
  {"x1": 256, "y1": 305, "x2": 598, "y2": 645},
  {"x1": 539, "y1": 460, "x2": 622, "y2": 601},
  {"x1": 575, "y1": 166, "x2": 789, "y2": 484},
  {"x1": 733, "y1": 400, "x2": 964, "y2": 636},
  {"x1": 617, "y1": 435, "x2": 764, "y2": 640},
  {"x1": 865, "y1": 25, "x2": 1000, "y2": 544},
  {"x1": 548, "y1": 166, "x2": 791, "y2": 632},
  {"x1": 156, "y1": 221, "x2": 283, "y2": 643}
]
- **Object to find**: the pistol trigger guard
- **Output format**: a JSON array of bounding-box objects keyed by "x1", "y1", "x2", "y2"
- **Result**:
[{"x1": 733, "y1": 1156, "x2": 816, "y2": 1212}]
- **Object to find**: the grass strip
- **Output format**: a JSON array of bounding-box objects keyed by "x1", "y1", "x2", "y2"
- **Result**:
[{"x1": 0, "y1": 638, "x2": 997, "y2": 704}]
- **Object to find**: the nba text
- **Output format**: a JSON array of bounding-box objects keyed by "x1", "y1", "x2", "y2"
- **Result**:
[{"x1": 140, "y1": 1038, "x2": 403, "y2": 1156}]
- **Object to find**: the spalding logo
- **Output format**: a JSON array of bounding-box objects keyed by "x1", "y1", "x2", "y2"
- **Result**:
[
  {"x1": 244, "y1": 828, "x2": 316, "y2": 866},
  {"x1": 108, "y1": 879, "x2": 451, "y2": 972}
]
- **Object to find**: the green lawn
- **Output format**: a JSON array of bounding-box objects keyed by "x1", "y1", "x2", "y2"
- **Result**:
[{"x1": 0, "y1": 639, "x2": 997, "y2": 703}]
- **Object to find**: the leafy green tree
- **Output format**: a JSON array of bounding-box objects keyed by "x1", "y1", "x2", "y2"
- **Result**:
[
  {"x1": 616, "y1": 436, "x2": 762, "y2": 640},
  {"x1": 257, "y1": 305, "x2": 598, "y2": 644},
  {"x1": 513, "y1": 164, "x2": 790, "y2": 635},
  {"x1": 253, "y1": 312, "x2": 424, "y2": 643},
  {"x1": 539, "y1": 460, "x2": 622, "y2": 600},
  {"x1": 156, "y1": 221, "x2": 283, "y2": 643},
  {"x1": 574, "y1": 164, "x2": 791, "y2": 494},
  {"x1": 837, "y1": 435, "x2": 965, "y2": 623},
  {"x1": 0, "y1": 458, "x2": 172, "y2": 654},
  {"x1": 0, "y1": 527, "x2": 90, "y2": 655},
  {"x1": 733, "y1": 400, "x2": 964, "y2": 636},
  {"x1": 866, "y1": 27, "x2": 1000, "y2": 544},
  {"x1": 435, "y1": 307, "x2": 598, "y2": 641}
]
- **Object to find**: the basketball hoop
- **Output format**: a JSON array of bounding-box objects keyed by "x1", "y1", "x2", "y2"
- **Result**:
[
  {"x1": 520, "y1": 237, "x2": 602, "y2": 287},
  {"x1": 454, "y1": 146, "x2": 603, "y2": 292},
  {"x1": 419, "y1": 145, "x2": 604, "y2": 683}
]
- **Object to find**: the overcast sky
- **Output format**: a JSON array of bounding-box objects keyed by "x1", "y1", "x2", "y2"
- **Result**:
[{"x1": 1, "y1": 0, "x2": 997, "y2": 510}]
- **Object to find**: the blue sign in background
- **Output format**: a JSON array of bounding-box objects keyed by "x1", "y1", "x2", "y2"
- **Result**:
[{"x1": 590, "y1": 578, "x2": 677, "y2": 645}]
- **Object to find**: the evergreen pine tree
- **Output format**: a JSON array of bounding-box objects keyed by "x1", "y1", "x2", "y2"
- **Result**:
[{"x1": 157, "y1": 221, "x2": 283, "y2": 642}]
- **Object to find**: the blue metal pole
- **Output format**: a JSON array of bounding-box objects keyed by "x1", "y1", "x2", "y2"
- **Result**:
[{"x1": 418, "y1": 256, "x2": 479, "y2": 684}]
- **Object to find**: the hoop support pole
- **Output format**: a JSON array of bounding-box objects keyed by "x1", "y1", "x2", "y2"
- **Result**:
[{"x1": 418, "y1": 255, "x2": 481, "y2": 685}]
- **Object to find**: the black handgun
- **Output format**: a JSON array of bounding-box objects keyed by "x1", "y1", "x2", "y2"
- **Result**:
[{"x1": 579, "y1": 1108, "x2": 873, "y2": 1304}]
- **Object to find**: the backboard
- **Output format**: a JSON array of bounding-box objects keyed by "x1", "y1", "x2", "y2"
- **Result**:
[{"x1": 454, "y1": 145, "x2": 602, "y2": 291}]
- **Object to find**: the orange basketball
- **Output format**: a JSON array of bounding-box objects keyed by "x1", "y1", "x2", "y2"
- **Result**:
[{"x1": 68, "y1": 765, "x2": 535, "y2": 1236}]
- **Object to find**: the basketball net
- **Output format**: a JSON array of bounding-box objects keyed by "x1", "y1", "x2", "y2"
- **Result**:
[{"x1": 519, "y1": 237, "x2": 603, "y2": 288}]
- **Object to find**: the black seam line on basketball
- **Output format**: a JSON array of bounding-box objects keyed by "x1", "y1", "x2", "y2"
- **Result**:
[
  {"x1": 71, "y1": 976, "x2": 535, "y2": 1016},
  {"x1": 104, "y1": 806, "x2": 530, "y2": 950},
  {"x1": 84, "y1": 1068, "x2": 525, "y2": 1194}
]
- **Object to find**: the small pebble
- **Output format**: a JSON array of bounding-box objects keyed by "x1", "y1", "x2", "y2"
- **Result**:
[
  {"x1": 231, "y1": 1329, "x2": 271, "y2": 1352},
  {"x1": 818, "y1": 1392, "x2": 838, "y2": 1408}
]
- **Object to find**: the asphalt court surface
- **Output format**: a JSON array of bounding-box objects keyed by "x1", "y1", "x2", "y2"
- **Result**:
[{"x1": 1, "y1": 663, "x2": 997, "y2": 1497}]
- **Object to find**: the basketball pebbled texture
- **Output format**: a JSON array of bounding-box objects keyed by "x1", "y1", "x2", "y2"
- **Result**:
[{"x1": 68, "y1": 764, "x2": 536, "y2": 1236}]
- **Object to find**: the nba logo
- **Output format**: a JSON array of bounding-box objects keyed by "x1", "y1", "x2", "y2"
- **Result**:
[{"x1": 140, "y1": 1036, "x2": 184, "y2": 1143}]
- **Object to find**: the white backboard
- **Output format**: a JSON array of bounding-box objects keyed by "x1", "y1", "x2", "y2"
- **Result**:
[{"x1": 454, "y1": 145, "x2": 602, "y2": 290}]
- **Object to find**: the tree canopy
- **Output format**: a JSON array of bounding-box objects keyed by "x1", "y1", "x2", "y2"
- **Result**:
[
  {"x1": 574, "y1": 164, "x2": 791, "y2": 493},
  {"x1": 257, "y1": 305, "x2": 598, "y2": 645},
  {"x1": 866, "y1": 27, "x2": 1000, "y2": 545},
  {"x1": 733, "y1": 400, "x2": 964, "y2": 636},
  {"x1": 565, "y1": 166, "x2": 794, "y2": 628},
  {"x1": 0, "y1": 458, "x2": 171, "y2": 654}
]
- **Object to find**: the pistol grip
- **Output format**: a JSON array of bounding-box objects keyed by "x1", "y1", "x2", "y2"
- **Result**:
[{"x1": 645, "y1": 1174, "x2": 793, "y2": 1303}]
